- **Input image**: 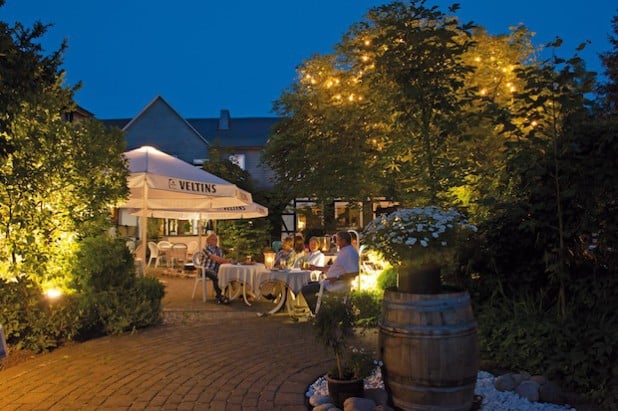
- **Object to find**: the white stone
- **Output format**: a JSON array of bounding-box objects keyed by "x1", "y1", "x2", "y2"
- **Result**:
[
  {"x1": 343, "y1": 397, "x2": 376, "y2": 411},
  {"x1": 310, "y1": 394, "x2": 332, "y2": 406}
]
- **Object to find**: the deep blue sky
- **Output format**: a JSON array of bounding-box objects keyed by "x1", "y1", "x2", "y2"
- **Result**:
[{"x1": 3, "y1": 0, "x2": 616, "y2": 119}]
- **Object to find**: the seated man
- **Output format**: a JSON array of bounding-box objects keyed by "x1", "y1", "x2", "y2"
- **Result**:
[
  {"x1": 203, "y1": 233, "x2": 232, "y2": 304},
  {"x1": 299, "y1": 231, "x2": 359, "y2": 314}
]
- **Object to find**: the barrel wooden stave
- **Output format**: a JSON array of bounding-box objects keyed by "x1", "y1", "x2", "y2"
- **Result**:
[{"x1": 379, "y1": 289, "x2": 479, "y2": 411}]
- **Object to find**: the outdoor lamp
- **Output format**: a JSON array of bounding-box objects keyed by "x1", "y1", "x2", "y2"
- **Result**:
[{"x1": 263, "y1": 250, "x2": 276, "y2": 270}]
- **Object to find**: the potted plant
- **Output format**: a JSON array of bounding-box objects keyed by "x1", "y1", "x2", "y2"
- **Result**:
[
  {"x1": 362, "y1": 206, "x2": 480, "y2": 411},
  {"x1": 362, "y1": 206, "x2": 477, "y2": 294},
  {"x1": 312, "y1": 296, "x2": 376, "y2": 408}
]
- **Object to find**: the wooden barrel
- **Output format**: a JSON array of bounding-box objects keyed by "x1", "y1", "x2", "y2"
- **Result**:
[{"x1": 379, "y1": 289, "x2": 479, "y2": 411}]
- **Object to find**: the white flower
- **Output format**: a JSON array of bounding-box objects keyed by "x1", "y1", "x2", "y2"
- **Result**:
[{"x1": 362, "y1": 206, "x2": 477, "y2": 264}]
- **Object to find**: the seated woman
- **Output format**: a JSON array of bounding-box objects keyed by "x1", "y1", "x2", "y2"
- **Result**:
[
  {"x1": 291, "y1": 234, "x2": 308, "y2": 268},
  {"x1": 274, "y1": 236, "x2": 295, "y2": 269},
  {"x1": 304, "y1": 236, "x2": 326, "y2": 279}
]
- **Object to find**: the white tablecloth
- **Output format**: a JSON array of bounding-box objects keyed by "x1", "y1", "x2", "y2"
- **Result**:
[
  {"x1": 218, "y1": 263, "x2": 266, "y2": 294},
  {"x1": 257, "y1": 269, "x2": 312, "y2": 295}
]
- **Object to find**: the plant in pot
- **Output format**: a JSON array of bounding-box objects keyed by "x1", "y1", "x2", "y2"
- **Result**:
[
  {"x1": 312, "y1": 296, "x2": 376, "y2": 408},
  {"x1": 362, "y1": 206, "x2": 476, "y2": 294},
  {"x1": 362, "y1": 206, "x2": 480, "y2": 411}
]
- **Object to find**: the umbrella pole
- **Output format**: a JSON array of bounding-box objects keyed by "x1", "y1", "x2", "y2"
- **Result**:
[
  {"x1": 140, "y1": 184, "x2": 149, "y2": 268},
  {"x1": 197, "y1": 214, "x2": 203, "y2": 252}
]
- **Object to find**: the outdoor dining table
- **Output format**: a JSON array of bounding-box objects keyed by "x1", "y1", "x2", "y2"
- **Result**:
[
  {"x1": 255, "y1": 268, "x2": 312, "y2": 316},
  {"x1": 218, "y1": 263, "x2": 266, "y2": 305}
]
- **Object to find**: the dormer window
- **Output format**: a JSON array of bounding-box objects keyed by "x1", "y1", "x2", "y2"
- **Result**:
[{"x1": 229, "y1": 154, "x2": 245, "y2": 170}]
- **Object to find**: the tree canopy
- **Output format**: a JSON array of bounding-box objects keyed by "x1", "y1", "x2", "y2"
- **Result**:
[{"x1": 0, "y1": 7, "x2": 129, "y2": 286}]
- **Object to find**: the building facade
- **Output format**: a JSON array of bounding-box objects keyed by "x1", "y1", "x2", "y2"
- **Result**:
[{"x1": 101, "y1": 95, "x2": 394, "y2": 240}]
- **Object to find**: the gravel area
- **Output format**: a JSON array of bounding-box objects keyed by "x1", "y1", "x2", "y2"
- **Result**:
[{"x1": 306, "y1": 369, "x2": 580, "y2": 410}]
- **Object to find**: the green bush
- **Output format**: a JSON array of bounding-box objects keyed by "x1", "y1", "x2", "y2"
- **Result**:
[
  {"x1": 217, "y1": 219, "x2": 272, "y2": 262},
  {"x1": 376, "y1": 266, "x2": 397, "y2": 290},
  {"x1": 71, "y1": 235, "x2": 164, "y2": 338},
  {"x1": 350, "y1": 289, "x2": 383, "y2": 328},
  {"x1": 0, "y1": 235, "x2": 165, "y2": 355},
  {"x1": 475, "y1": 276, "x2": 618, "y2": 409},
  {"x1": 0, "y1": 277, "x2": 82, "y2": 353}
]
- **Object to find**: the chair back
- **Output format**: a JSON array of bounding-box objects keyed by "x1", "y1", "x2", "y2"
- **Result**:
[
  {"x1": 157, "y1": 240, "x2": 173, "y2": 251},
  {"x1": 125, "y1": 239, "x2": 136, "y2": 254},
  {"x1": 187, "y1": 240, "x2": 199, "y2": 255},
  {"x1": 147, "y1": 241, "x2": 159, "y2": 257},
  {"x1": 193, "y1": 251, "x2": 207, "y2": 268},
  {"x1": 170, "y1": 243, "x2": 188, "y2": 260},
  {"x1": 272, "y1": 240, "x2": 282, "y2": 252}
]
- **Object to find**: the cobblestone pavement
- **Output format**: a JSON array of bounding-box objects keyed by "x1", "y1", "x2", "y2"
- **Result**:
[{"x1": 0, "y1": 274, "x2": 378, "y2": 410}]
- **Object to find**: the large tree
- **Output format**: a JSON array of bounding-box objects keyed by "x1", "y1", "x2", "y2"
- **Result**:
[
  {"x1": 0, "y1": 8, "x2": 129, "y2": 285},
  {"x1": 263, "y1": 1, "x2": 537, "y2": 214}
]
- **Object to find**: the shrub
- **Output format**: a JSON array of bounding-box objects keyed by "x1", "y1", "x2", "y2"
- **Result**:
[
  {"x1": 376, "y1": 266, "x2": 397, "y2": 290},
  {"x1": 475, "y1": 278, "x2": 618, "y2": 409},
  {"x1": 350, "y1": 289, "x2": 382, "y2": 327},
  {"x1": 0, "y1": 277, "x2": 82, "y2": 353},
  {"x1": 71, "y1": 235, "x2": 164, "y2": 338}
]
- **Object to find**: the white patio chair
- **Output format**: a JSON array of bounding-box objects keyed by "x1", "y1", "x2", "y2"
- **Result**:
[
  {"x1": 157, "y1": 240, "x2": 173, "y2": 267},
  {"x1": 147, "y1": 242, "x2": 161, "y2": 268},
  {"x1": 187, "y1": 240, "x2": 199, "y2": 257},
  {"x1": 314, "y1": 272, "x2": 358, "y2": 315},
  {"x1": 169, "y1": 243, "x2": 188, "y2": 269}
]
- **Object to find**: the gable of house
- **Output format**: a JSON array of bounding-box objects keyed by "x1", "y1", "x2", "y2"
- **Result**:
[
  {"x1": 102, "y1": 96, "x2": 281, "y2": 190},
  {"x1": 121, "y1": 96, "x2": 210, "y2": 164}
]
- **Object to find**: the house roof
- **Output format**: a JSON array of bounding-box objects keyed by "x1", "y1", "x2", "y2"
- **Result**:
[
  {"x1": 102, "y1": 109, "x2": 281, "y2": 149},
  {"x1": 187, "y1": 117, "x2": 280, "y2": 147}
]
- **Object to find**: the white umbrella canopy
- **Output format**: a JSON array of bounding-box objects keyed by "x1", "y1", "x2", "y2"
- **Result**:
[
  {"x1": 119, "y1": 146, "x2": 253, "y2": 210},
  {"x1": 129, "y1": 202, "x2": 268, "y2": 220},
  {"x1": 117, "y1": 146, "x2": 254, "y2": 264}
]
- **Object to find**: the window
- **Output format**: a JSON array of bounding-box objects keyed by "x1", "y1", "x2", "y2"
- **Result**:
[{"x1": 335, "y1": 201, "x2": 362, "y2": 229}]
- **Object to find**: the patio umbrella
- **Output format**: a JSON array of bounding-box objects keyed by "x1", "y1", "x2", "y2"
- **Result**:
[
  {"x1": 130, "y1": 202, "x2": 269, "y2": 251},
  {"x1": 117, "y1": 146, "x2": 254, "y2": 263},
  {"x1": 129, "y1": 202, "x2": 268, "y2": 220}
]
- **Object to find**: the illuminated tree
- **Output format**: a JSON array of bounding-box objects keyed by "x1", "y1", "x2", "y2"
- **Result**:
[
  {"x1": 264, "y1": 1, "x2": 538, "y2": 213},
  {"x1": 449, "y1": 25, "x2": 537, "y2": 217},
  {"x1": 265, "y1": 54, "x2": 377, "y2": 203},
  {"x1": 0, "y1": 6, "x2": 66, "y2": 158},
  {"x1": 0, "y1": 12, "x2": 128, "y2": 286}
]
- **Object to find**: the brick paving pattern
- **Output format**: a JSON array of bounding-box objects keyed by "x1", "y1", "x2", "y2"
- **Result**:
[{"x1": 0, "y1": 275, "x2": 356, "y2": 410}]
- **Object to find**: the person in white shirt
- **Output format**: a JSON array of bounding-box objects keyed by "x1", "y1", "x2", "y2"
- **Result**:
[
  {"x1": 304, "y1": 236, "x2": 326, "y2": 280},
  {"x1": 306, "y1": 236, "x2": 325, "y2": 265},
  {"x1": 299, "y1": 231, "x2": 359, "y2": 314}
]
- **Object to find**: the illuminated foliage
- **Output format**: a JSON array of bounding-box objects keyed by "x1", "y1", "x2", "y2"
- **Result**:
[
  {"x1": 0, "y1": 13, "x2": 129, "y2": 288},
  {"x1": 264, "y1": 1, "x2": 539, "y2": 212}
]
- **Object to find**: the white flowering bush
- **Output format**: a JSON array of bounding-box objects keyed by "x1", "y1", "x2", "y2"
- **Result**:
[{"x1": 362, "y1": 206, "x2": 477, "y2": 266}]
